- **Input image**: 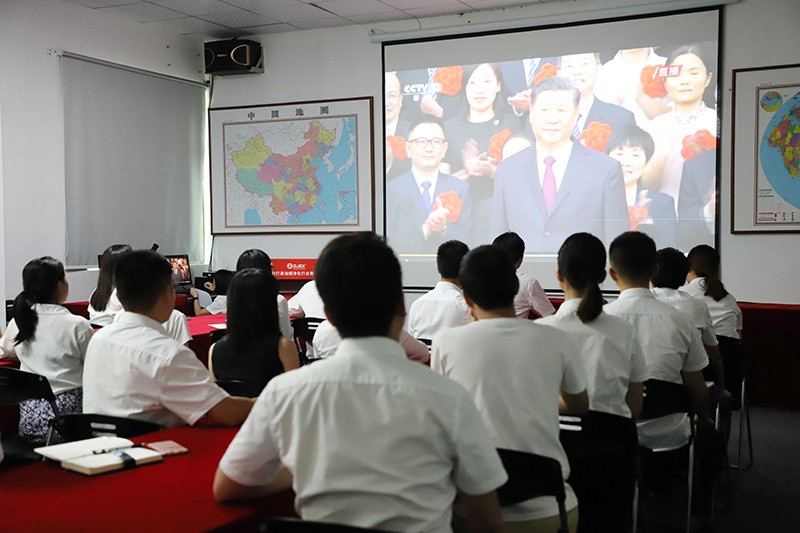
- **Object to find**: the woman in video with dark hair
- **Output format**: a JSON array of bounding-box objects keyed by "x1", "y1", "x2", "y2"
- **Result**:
[
  {"x1": 443, "y1": 62, "x2": 521, "y2": 242},
  {"x1": 0, "y1": 257, "x2": 94, "y2": 442},
  {"x1": 645, "y1": 44, "x2": 717, "y2": 209},
  {"x1": 537, "y1": 233, "x2": 647, "y2": 532},
  {"x1": 88, "y1": 243, "x2": 132, "y2": 326},
  {"x1": 208, "y1": 268, "x2": 299, "y2": 393}
]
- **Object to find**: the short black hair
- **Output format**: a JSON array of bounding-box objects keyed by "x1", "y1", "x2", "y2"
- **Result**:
[
  {"x1": 492, "y1": 232, "x2": 525, "y2": 264},
  {"x1": 213, "y1": 269, "x2": 234, "y2": 295},
  {"x1": 236, "y1": 249, "x2": 271, "y2": 271},
  {"x1": 115, "y1": 250, "x2": 172, "y2": 313},
  {"x1": 437, "y1": 240, "x2": 469, "y2": 279},
  {"x1": 532, "y1": 76, "x2": 580, "y2": 107},
  {"x1": 459, "y1": 245, "x2": 518, "y2": 311},
  {"x1": 315, "y1": 232, "x2": 403, "y2": 338},
  {"x1": 407, "y1": 117, "x2": 446, "y2": 141},
  {"x1": 653, "y1": 247, "x2": 690, "y2": 289},
  {"x1": 608, "y1": 231, "x2": 657, "y2": 282},
  {"x1": 605, "y1": 124, "x2": 656, "y2": 161}
]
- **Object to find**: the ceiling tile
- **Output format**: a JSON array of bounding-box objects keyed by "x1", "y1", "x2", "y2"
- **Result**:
[
  {"x1": 221, "y1": 0, "x2": 304, "y2": 9},
  {"x1": 316, "y1": 0, "x2": 399, "y2": 17},
  {"x1": 291, "y1": 17, "x2": 355, "y2": 29},
  {"x1": 99, "y1": 2, "x2": 185, "y2": 21},
  {"x1": 248, "y1": 3, "x2": 340, "y2": 22},
  {"x1": 147, "y1": 0, "x2": 236, "y2": 16},
  {"x1": 346, "y1": 11, "x2": 413, "y2": 24},
  {"x1": 234, "y1": 22, "x2": 299, "y2": 34},
  {"x1": 144, "y1": 16, "x2": 229, "y2": 33},
  {"x1": 199, "y1": 10, "x2": 279, "y2": 27},
  {"x1": 62, "y1": 0, "x2": 144, "y2": 8},
  {"x1": 403, "y1": 3, "x2": 475, "y2": 17}
]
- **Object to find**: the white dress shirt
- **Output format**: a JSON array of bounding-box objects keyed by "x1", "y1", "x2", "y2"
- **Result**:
[
  {"x1": 538, "y1": 299, "x2": 648, "y2": 417},
  {"x1": 277, "y1": 294, "x2": 292, "y2": 339},
  {"x1": 0, "y1": 304, "x2": 93, "y2": 395},
  {"x1": 219, "y1": 336, "x2": 506, "y2": 531},
  {"x1": 432, "y1": 318, "x2": 586, "y2": 521},
  {"x1": 83, "y1": 311, "x2": 228, "y2": 427},
  {"x1": 288, "y1": 280, "x2": 325, "y2": 319},
  {"x1": 163, "y1": 310, "x2": 192, "y2": 345},
  {"x1": 312, "y1": 320, "x2": 429, "y2": 364},
  {"x1": 514, "y1": 271, "x2": 556, "y2": 318},
  {"x1": 684, "y1": 278, "x2": 743, "y2": 339},
  {"x1": 87, "y1": 289, "x2": 123, "y2": 326},
  {"x1": 206, "y1": 294, "x2": 227, "y2": 315},
  {"x1": 605, "y1": 288, "x2": 708, "y2": 449},
  {"x1": 652, "y1": 287, "x2": 718, "y2": 346},
  {"x1": 407, "y1": 281, "x2": 470, "y2": 341},
  {"x1": 91, "y1": 290, "x2": 191, "y2": 345}
]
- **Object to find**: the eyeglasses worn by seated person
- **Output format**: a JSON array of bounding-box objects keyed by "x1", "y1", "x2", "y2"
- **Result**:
[{"x1": 408, "y1": 137, "x2": 446, "y2": 149}]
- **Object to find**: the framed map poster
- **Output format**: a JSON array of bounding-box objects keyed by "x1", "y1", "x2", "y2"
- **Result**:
[
  {"x1": 731, "y1": 64, "x2": 800, "y2": 233},
  {"x1": 209, "y1": 97, "x2": 374, "y2": 234}
]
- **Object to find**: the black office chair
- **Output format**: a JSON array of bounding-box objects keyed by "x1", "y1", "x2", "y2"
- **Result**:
[
  {"x1": 0, "y1": 367, "x2": 61, "y2": 465},
  {"x1": 496, "y1": 448, "x2": 569, "y2": 533},
  {"x1": 417, "y1": 338, "x2": 432, "y2": 347},
  {"x1": 637, "y1": 379, "x2": 697, "y2": 533},
  {"x1": 54, "y1": 413, "x2": 164, "y2": 442},
  {"x1": 717, "y1": 335, "x2": 752, "y2": 475},
  {"x1": 291, "y1": 317, "x2": 325, "y2": 364},
  {"x1": 210, "y1": 515, "x2": 392, "y2": 532},
  {"x1": 559, "y1": 411, "x2": 638, "y2": 533},
  {"x1": 216, "y1": 379, "x2": 264, "y2": 398}
]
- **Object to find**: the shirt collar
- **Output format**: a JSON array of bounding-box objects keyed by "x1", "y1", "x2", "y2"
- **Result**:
[
  {"x1": 338, "y1": 336, "x2": 408, "y2": 361},
  {"x1": 536, "y1": 139, "x2": 574, "y2": 163},
  {"x1": 554, "y1": 298, "x2": 581, "y2": 316},
  {"x1": 435, "y1": 280, "x2": 461, "y2": 291},
  {"x1": 411, "y1": 168, "x2": 439, "y2": 191},
  {"x1": 115, "y1": 311, "x2": 170, "y2": 335},
  {"x1": 651, "y1": 287, "x2": 678, "y2": 298},
  {"x1": 617, "y1": 287, "x2": 656, "y2": 300},
  {"x1": 33, "y1": 303, "x2": 70, "y2": 315}
]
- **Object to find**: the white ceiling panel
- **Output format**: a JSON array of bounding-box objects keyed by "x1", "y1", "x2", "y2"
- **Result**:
[{"x1": 98, "y1": 1, "x2": 184, "y2": 22}]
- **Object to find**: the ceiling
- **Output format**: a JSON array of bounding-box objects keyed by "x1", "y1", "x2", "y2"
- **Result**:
[{"x1": 61, "y1": 0, "x2": 556, "y2": 39}]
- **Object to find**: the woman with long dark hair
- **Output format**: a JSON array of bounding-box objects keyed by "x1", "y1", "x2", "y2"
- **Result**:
[
  {"x1": 235, "y1": 248, "x2": 292, "y2": 339},
  {"x1": 0, "y1": 257, "x2": 93, "y2": 441},
  {"x1": 88, "y1": 244, "x2": 132, "y2": 326},
  {"x1": 209, "y1": 268, "x2": 299, "y2": 392}
]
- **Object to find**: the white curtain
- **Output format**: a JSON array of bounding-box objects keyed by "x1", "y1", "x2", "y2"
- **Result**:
[{"x1": 62, "y1": 54, "x2": 206, "y2": 265}]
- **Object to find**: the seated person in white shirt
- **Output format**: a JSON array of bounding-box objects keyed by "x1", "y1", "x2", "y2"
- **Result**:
[
  {"x1": 432, "y1": 245, "x2": 588, "y2": 532},
  {"x1": 492, "y1": 231, "x2": 555, "y2": 319},
  {"x1": 83, "y1": 250, "x2": 254, "y2": 428},
  {"x1": 652, "y1": 247, "x2": 725, "y2": 394},
  {"x1": 214, "y1": 233, "x2": 506, "y2": 531},
  {"x1": 312, "y1": 318, "x2": 430, "y2": 364},
  {"x1": 236, "y1": 249, "x2": 292, "y2": 339},
  {"x1": 287, "y1": 279, "x2": 325, "y2": 319},
  {"x1": 191, "y1": 269, "x2": 233, "y2": 316},
  {"x1": 407, "y1": 240, "x2": 471, "y2": 341},
  {"x1": 604, "y1": 232, "x2": 711, "y2": 448}
]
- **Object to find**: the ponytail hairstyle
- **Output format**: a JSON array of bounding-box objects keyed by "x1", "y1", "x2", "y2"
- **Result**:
[
  {"x1": 558, "y1": 233, "x2": 607, "y2": 324},
  {"x1": 13, "y1": 256, "x2": 66, "y2": 345},
  {"x1": 90, "y1": 244, "x2": 133, "y2": 312},
  {"x1": 687, "y1": 244, "x2": 728, "y2": 301}
]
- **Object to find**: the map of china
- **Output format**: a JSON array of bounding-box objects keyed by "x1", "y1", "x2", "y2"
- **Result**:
[
  {"x1": 232, "y1": 121, "x2": 340, "y2": 218},
  {"x1": 768, "y1": 105, "x2": 800, "y2": 179}
]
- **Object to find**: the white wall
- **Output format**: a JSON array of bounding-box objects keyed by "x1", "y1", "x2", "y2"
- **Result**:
[
  {"x1": 0, "y1": 0, "x2": 205, "y2": 299},
  {"x1": 210, "y1": 0, "x2": 800, "y2": 304}
]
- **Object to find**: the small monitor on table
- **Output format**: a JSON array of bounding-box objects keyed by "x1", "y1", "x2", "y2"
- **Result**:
[{"x1": 165, "y1": 254, "x2": 192, "y2": 289}]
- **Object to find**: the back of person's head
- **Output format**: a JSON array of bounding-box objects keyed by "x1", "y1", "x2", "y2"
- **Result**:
[
  {"x1": 236, "y1": 249, "x2": 271, "y2": 272},
  {"x1": 687, "y1": 244, "x2": 728, "y2": 301},
  {"x1": 213, "y1": 269, "x2": 235, "y2": 296},
  {"x1": 315, "y1": 232, "x2": 402, "y2": 338},
  {"x1": 459, "y1": 245, "x2": 518, "y2": 311},
  {"x1": 115, "y1": 250, "x2": 172, "y2": 313},
  {"x1": 558, "y1": 233, "x2": 606, "y2": 323},
  {"x1": 91, "y1": 244, "x2": 133, "y2": 312},
  {"x1": 653, "y1": 247, "x2": 690, "y2": 289},
  {"x1": 609, "y1": 231, "x2": 657, "y2": 283},
  {"x1": 226, "y1": 268, "x2": 280, "y2": 353},
  {"x1": 13, "y1": 256, "x2": 66, "y2": 345},
  {"x1": 492, "y1": 232, "x2": 525, "y2": 265},
  {"x1": 437, "y1": 240, "x2": 469, "y2": 280},
  {"x1": 605, "y1": 124, "x2": 656, "y2": 162}
]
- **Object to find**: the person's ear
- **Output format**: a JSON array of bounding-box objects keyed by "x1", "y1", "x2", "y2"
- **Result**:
[
  {"x1": 463, "y1": 293, "x2": 475, "y2": 309},
  {"x1": 556, "y1": 268, "x2": 564, "y2": 283},
  {"x1": 608, "y1": 267, "x2": 619, "y2": 282}
]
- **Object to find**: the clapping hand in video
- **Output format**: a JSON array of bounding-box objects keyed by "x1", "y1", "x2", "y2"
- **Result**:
[
  {"x1": 507, "y1": 89, "x2": 532, "y2": 115},
  {"x1": 423, "y1": 198, "x2": 450, "y2": 238},
  {"x1": 463, "y1": 139, "x2": 497, "y2": 177},
  {"x1": 420, "y1": 94, "x2": 444, "y2": 118}
]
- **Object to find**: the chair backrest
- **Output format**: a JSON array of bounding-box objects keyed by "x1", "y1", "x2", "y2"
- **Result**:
[
  {"x1": 559, "y1": 410, "x2": 639, "y2": 459},
  {"x1": 0, "y1": 367, "x2": 59, "y2": 414},
  {"x1": 417, "y1": 338, "x2": 432, "y2": 347},
  {"x1": 210, "y1": 516, "x2": 389, "y2": 532},
  {"x1": 292, "y1": 317, "x2": 325, "y2": 344},
  {"x1": 215, "y1": 379, "x2": 263, "y2": 398},
  {"x1": 496, "y1": 448, "x2": 566, "y2": 506},
  {"x1": 55, "y1": 414, "x2": 164, "y2": 442},
  {"x1": 640, "y1": 379, "x2": 694, "y2": 420}
]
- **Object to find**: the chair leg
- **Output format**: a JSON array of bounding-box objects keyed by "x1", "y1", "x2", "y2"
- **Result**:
[
  {"x1": 686, "y1": 441, "x2": 694, "y2": 533},
  {"x1": 730, "y1": 380, "x2": 753, "y2": 472}
]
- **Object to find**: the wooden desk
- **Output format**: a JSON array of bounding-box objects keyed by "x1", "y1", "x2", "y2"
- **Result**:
[{"x1": 0, "y1": 426, "x2": 296, "y2": 531}]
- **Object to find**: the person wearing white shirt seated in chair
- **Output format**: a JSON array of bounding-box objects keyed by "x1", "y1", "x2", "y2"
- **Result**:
[
  {"x1": 432, "y1": 245, "x2": 589, "y2": 533},
  {"x1": 312, "y1": 318, "x2": 430, "y2": 364},
  {"x1": 287, "y1": 279, "x2": 325, "y2": 319},
  {"x1": 492, "y1": 231, "x2": 555, "y2": 319},
  {"x1": 214, "y1": 233, "x2": 507, "y2": 532},
  {"x1": 83, "y1": 250, "x2": 254, "y2": 428},
  {"x1": 407, "y1": 240, "x2": 471, "y2": 342}
]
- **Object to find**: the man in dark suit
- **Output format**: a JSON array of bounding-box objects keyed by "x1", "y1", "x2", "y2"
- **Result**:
[
  {"x1": 677, "y1": 149, "x2": 716, "y2": 249},
  {"x1": 558, "y1": 53, "x2": 635, "y2": 137},
  {"x1": 387, "y1": 119, "x2": 471, "y2": 253},
  {"x1": 491, "y1": 77, "x2": 629, "y2": 252}
]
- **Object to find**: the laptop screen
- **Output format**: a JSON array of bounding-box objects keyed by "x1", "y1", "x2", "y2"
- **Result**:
[{"x1": 165, "y1": 255, "x2": 192, "y2": 286}]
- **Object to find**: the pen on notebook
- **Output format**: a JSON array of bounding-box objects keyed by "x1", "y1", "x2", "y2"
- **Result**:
[{"x1": 92, "y1": 444, "x2": 142, "y2": 454}]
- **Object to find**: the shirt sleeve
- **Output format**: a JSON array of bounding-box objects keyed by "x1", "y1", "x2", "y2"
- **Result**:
[
  {"x1": 165, "y1": 311, "x2": 192, "y2": 345},
  {"x1": 451, "y1": 389, "x2": 508, "y2": 495},
  {"x1": 218, "y1": 390, "x2": 284, "y2": 487},
  {"x1": 0, "y1": 320, "x2": 19, "y2": 358},
  {"x1": 73, "y1": 318, "x2": 94, "y2": 361},
  {"x1": 156, "y1": 347, "x2": 229, "y2": 425},
  {"x1": 287, "y1": 287, "x2": 304, "y2": 318},
  {"x1": 206, "y1": 296, "x2": 227, "y2": 315},
  {"x1": 399, "y1": 329, "x2": 430, "y2": 363},
  {"x1": 528, "y1": 279, "x2": 555, "y2": 317},
  {"x1": 560, "y1": 335, "x2": 587, "y2": 395},
  {"x1": 682, "y1": 324, "x2": 709, "y2": 373},
  {"x1": 628, "y1": 329, "x2": 649, "y2": 383},
  {"x1": 277, "y1": 295, "x2": 292, "y2": 339}
]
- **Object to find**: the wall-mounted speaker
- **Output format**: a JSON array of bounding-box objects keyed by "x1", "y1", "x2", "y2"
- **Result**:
[{"x1": 204, "y1": 39, "x2": 264, "y2": 76}]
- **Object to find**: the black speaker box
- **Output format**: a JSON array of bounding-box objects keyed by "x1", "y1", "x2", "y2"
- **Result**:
[{"x1": 204, "y1": 39, "x2": 264, "y2": 75}]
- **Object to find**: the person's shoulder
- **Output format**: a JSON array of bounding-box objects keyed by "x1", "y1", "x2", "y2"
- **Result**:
[
  {"x1": 497, "y1": 144, "x2": 536, "y2": 172},
  {"x1": 593, "y1": 97, "x2": 635, "y2": 119},
  {"x1": 437, "y1": 172, "x2": 468, "y2": 192}
]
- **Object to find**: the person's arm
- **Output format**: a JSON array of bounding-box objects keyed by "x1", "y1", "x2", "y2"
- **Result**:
[
  {"x1": 452, "y1": 491, "x2": 504, "y2": 533},
  {"x1": 399, "y1": 329, "x2": 430, "y2": 363},
  {"x1": 278, "y1": 337, "x2": 300, "y2": 372},
  {"x1": 559, "y1": 389, "x2": 589, "y2": 415},
  {"x1": 189, "y1": 288, "x2": 210, "y2": 316},
  {"x1": 204, "y1": 396, "x2": 255, "y2": 426},
  {"x1": 277, "y1": 297, "x2": 292, "y2": 339},
  {"x1": 208, "y1": 343, "x2": 217, "y2": 380},
  {"x1": 626, "y1": 382, "x2": 644, "y2": 420},
  {"x1": 681, "y1": 369, "x2": 711, "y2": 423},
  {"x1": 704, "y1": 342, "x2": 725, "y2": 392},
  {"x1": 213, "y1": 465, "x2": 293, "y2": 503}
]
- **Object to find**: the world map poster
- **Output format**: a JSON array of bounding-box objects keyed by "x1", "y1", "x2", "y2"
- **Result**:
[{"x1": 209, "y1": 98, "x2": 374, "y2": 234}]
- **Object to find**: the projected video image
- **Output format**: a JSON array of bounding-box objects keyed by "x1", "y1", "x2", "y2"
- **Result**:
[{"x1": 384, "y1": 43, "x2": 718, "y2": 255}]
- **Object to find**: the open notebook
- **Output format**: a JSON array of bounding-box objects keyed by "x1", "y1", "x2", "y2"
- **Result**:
[{"x1": 35, "y1": 436, "x2": 163, "y2": 476}]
